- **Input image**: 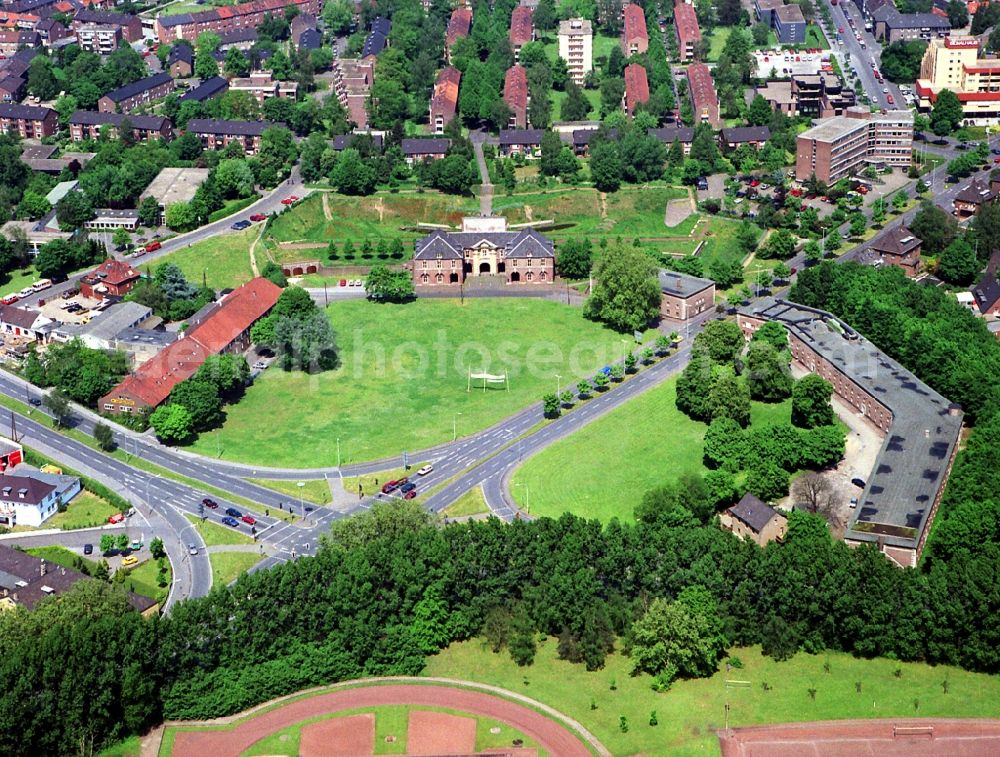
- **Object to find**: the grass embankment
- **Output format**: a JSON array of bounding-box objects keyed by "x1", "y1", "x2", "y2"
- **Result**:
[
  {"x1": 150, "y1": 229, "x2": 256, "y2": 290},
  {"x1": 184, "y1": 513, "x2": 253, "y2": 546},
  {"x1": 248, "y1": 478, "x2": 331, "y2": 505},
  {"x1": 442, "y1": 485, "x2": 491, "y2": 519},
  {"x1": 26, "y1": 544, "x2": 98, "y2": 573},
  {"x1": 208, "y1": 551, "x2": 262, "y2": 587},
  {"x1": 188, "y1": 298, "x2": 657, "y2": 466},
  {"x1": 510, "y1": 376, "x2": 793, "y2": 521},
  {"x1": 424, "y1": 637, "x2": 1000, "y2": 756}
]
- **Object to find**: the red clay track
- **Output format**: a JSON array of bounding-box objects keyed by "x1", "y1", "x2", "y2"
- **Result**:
[
  {"x1": 170, "y1": 684, "x2": 594, "y2": 757},
  {"x1": 719, "y1": 718, "x2": 1000, "y2": 757}
]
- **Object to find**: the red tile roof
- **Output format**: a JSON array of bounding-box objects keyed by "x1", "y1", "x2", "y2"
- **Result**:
[
  {"x1": 86, "y1": 258, "x2": 140, "y2": 287},
  {"x1": 624, "y1": 63, "x2": 650, "y2": 116},
  {"x1": 446, "y1": 6, "x2": 472, "y2": 48},
  {"x1": 622, "y1": 4, "x2": 648, "y2": 46},
  {"x1": 674, "y1": 1, "x2": 701, "y2": 47},
  {"x1": 184, "y1": 276, "x2": 282, "y2": 354},
  {"x1": 503, "y1": 64, "x2": 529, "y2": 118},
  {"x1": 110, "y1": 337, "x2": 208, "y2": 408},
  {"x1": 687, "y1": 62, "x2": 720, "y2": 126},
  {"x1": 429, "y1": 66, "x2": 461, "y2": 124},
  {"x1": 509, "y1": 5, "x2": 533, "y2": 46}
]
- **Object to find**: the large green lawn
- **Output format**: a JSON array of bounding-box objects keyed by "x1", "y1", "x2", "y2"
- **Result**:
[
  {"x1": 150, "y1": 229, "x2": 256, "y2": 291},
  {"x1": 208, "y1": 551, "x2": 261, "y2": 587},
  {"x1": 189, "y1": 298, "x2": 656, "y2": 466},
  {"x1": 45, "y1": 491, "x2": 120, "y2": 530},
  {"x1": 510, "y1": 376, "x2": 792, "y2": 521},
  {"x1": 425, "y1": 638, "x2": 1000, "y2": 756}
]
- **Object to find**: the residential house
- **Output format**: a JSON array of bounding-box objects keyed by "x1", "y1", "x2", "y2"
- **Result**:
[
  {"x1": 85, "y1": 209, "x2": 140, "y2": 231},
  {"x1": 0, "y1": 474, "x2": 61, "y2": 527},
  {"x1": 98, "y1": 73, "x2": 174, "y2": 114},
  {"x1": 401, "y1": 138, "x2": 451, "y2": 165},
  {"x1": 429, "y1": 66, "x2": 461, "y2": 135},
  {"x1": 675, "y1": 0, "x2": 701, "y2": 62},
  {"x1": 658, "y1": 269, "x2": 715, "y2": 321},
  {"x1": 167, "y1": 43, "x2": 194, "y2": 77},
  {"x1": 503, "y1": 64, "x2": 529, "y2": 129},
  {"x1": 498, "y1": 128, "x2": 545, "y2": 157},
  {"x1": 410, "y1": 216, "x2": 554, "y2": 286},
  {"x1": 972, "y1": 272, "x2": 1000, "y2": 317},
  {"x1": 329, "y1": 58, "x2": 374, "y2": 130},
  {"x1": 290, "y1": 13, "x2": 318, "y2": 48},
  {"x1": 558, "y1": 18, "x2": 592, "y2": 84},
  {"x1": 331, "y1": 133, "x2": 384, "y2": 151},
  {"x1": 74, "y1": 23, "x2": 122, "y2": 53},
  {"x1": 509, "y1": 6, "x2": 534, "y2": 62},
  {"x1": 869, "y1": 225, "x2": 922, "y2": 276},
  {"x1": 184, "y1": 118, "x2": 279, "y2": 155},
  {"x1": 155, "y1": 0, "x2": 320, "y2": 43},
  {"x1": 872, "y1": 7, "x2": 949, "y2": 43},
  {"x1": 69, "y1": 111, "x2": 173, "y2": 142},
  {"x1": 687, "y1": 62, "x2": 720, "y2": 128},
  {"x1": 571, "y1": 126, "x2": 618, "y2": 156},
  {"x1": 0, "y1": 306, "x2": 54, "y2": 342},
  {"x1": 623, "y1": 63, "x2": 649, "y2": 117},
  {"x1": 720, "y1": 125, "x2": 771, "y2": 151},
  {"x1": 177, "y1": 76, "x2": 228, "y2": 103},
  {"x1": 228, "y1": 71, "x2": 297, "y2": 104},
  {"x1": 362, "y1": 16, "x2": 390, "y2": 58},
  {"x1": 621, "y1": 3, "x2": 648, "y2": 56},
  {"x1": 445, "y1": 6, "x2": 472, "y2": 63},
  {"x1": 720, "y1": 493, "x2": 788, "y2": 546},
  {"x1": 79, "y1": 258, "x2": 141, "y2": 301},
  {"x1": 0, "y1": 75, "x2": 26, "y2": 104},
  {"x1": 953, "y1": 178, "x2": 997, "y2": 218},
  {"x1": 648, "y1": 124, "x2": 694, "y2": 154},
  {"x1": 0, "y1": 104, "x2": 58, "y2": 139},
  {"x1": 72, "y1": 9, "x2": 143, "y2": 42}
]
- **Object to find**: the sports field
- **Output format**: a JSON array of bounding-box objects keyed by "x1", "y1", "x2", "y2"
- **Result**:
[
  {"x1": 189, "y1": 298, "x2": 656, "y2": 466},
  {"x1": 424, "y1": 638, "x2": 1000, "y2": 757},
  {"x1": 509, "y1": 375, "x2": 792, "y2": 521}
]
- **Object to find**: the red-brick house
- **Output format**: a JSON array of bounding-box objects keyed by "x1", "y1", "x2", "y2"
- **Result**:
[
  {"x1": 869, "y1": 225, "x2": 921, "y2": 277},
  {"x1": 429, "y1": 67, "x2": 461, "y2": 135},
  {"x1": 675, "y1": 0, "x2": 701, "y2": 62},
  {"x1": 0, "y1": 104, "x2": 57, "y2": 139},
  {"x1": 623, "y1": 63, "x2": 650, "y2": 117},
  {"x1": 687, "y1": 62, "x2": 720, "y2": 128},
  {"x1": 445, "y1": 6, "x2": 472, "y2": 63},
  {"x1": 953, "y1": 179, "x2": 997, "y2": 219},
  {"x1": 98, "y1": 73, "x2": 174, "y2": 114},
  {"x1": 69, "y1": 111, "x2": 173, "y2": 142},
  {"x1": 503, "y1": 64, "x2": 529, "y2": 129},
  {"x1": 621, "y1": 3, "x2": 648, "y2": 56},
  {"x1": 509, "y1": 6, "x2": 534, "y2": 62},
  {"x1": 79, "y1": 259, "x2": 141, "y2": 301}
]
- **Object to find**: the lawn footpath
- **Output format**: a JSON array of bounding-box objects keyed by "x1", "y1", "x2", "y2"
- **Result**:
[
  {"x1": 424, "y1": 638, "x2": 1000, "y2": 756},
  {"x1": 189, "y1": 298, "x2": 657, "y2": 467}
]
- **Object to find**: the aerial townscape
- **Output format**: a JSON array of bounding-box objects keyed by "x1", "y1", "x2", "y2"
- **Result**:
[{"x1": 2, "y1": 0, "x2": 1000, "y2": 752}]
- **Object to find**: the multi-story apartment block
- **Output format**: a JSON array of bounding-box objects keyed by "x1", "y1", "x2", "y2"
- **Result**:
[
  {"x1": 0, "y1": 104, "x2": 57, "y2": 138},
  {"x1": 795, "y1": 107, "x2": 913, "y2": 183},
  {"x1": 675, "y1": 1, "x2": 701, "y2": 62},
  {"x1": 228, "y1": 71, "x2": 298, "y2": 104},
  {"x1": 98, "y1": 73, "x2": 174, "y2": 114},
  {"x1": 69, "y1": 111, "x2": 173, "y2": 142},
  {"x1": 429, "y1": 66, "x2": 460, "y2": 134},
  {"x1": 503, "y1": 64, "x2": 529, "y2": 129},
  {"x1": 623, "y1": 63, "x2": 649, "y2": 117},
  {"x1": 687, "y1": 62, "x2": 720, "y2": 128},
  {"x1": 558, "y1": 18, "x2": 592, "y2": 85},
  {"x1": 917, "y1": 36, "x2": 1000, "y2": 126},
  {"x1": 621, "y1": 3, "x2": 648, "y2": 56},
  {"x1": 155, "y1": 0, "x2": 319, "y2": 43},
  {"x1": 184, "y1": 118, "x2": 280, "y2": 155}
]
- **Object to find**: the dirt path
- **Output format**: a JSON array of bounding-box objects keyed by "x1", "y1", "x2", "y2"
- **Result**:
[
  {"x1": 248, "y1": 226, "x2": 265, "y2": 275},
  {"x1": 376, "y1": 196, "x2": 384, "y2": 222},
  {"x1": 598, "y1": 192, "x2": 607, "y2": 218},
  {"x1": 322, "y1": 192, "x2": 332, "y2": 221},
  {"x1": 166, "y1": 681, "x2": 601, "y2": 757}
]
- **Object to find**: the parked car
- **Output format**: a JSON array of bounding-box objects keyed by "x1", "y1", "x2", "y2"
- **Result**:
[
  {"x1": 231, "y1": 220, "x2": 251, "y2": 230},
  {"x1": 241, "y1": 514, "x2": 256, "y2": 525},
  {"x1": 221, "y1": 516, "x2": 240, "y2": 527},
  {"x1": 0, "y1": 295, "x2": 18, "y2": 305},
  {"x1": 18, "y1": 287, "x2": 34, "y2": 298},
  {"x1": 83, "y1": 543, "x2": 93, "y2": 555},
  {"x1": 851, "y1": 477, "x2": 866, "y2": 488},
  {"x1": 130, "y1": 539, "x2": 143, "y2": 551},
  {"x1": 399, "y1": 482, "x2": 416, "y2": 494},
  {"x1": 108, "y1": 513, "x2": 125, "y2": 524},
  {"x1": 991, "y1": 148, "x2": 1000, "y2": 155},
  {"x1": 886, "y1": 95, "x2": 893, "y2": 105},
  {"x1": 121, "y1": 555, "x2": 139, "y2": 567},
  {"x1": 417, "y1": 464, "x2": 433, "y2": 476},
  {"x1": 403, "y1": 489, "x2": 417, "y2": 500},
  {"x1": 202, "y1": 498, "x2": 218, "y2": 509},
  {"x1": 188, "y1": 544, "x2": 199, "y2": 555},
  {"x1": 28, "y1": 397, "x2": 41, "y2": 407},
  {"x1": 143, "y1": 241, "x2": 161, "y2": 253},
  {"x1": 250, "y1": 213, "x2": 267, "y2": 222},
  {"x1": 225, "y1": 507, "x2": 242, "y2": 518},
  {"x1": 849, "y1": 497, "x2": 859, "y2": 509},
  {"x1": 381, "y1": 480, "x2": 401, "y2": 494}
]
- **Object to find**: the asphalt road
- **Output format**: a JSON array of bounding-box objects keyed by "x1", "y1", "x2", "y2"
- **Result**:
[{"x1": 820, "y1": 0, "x2": 902, "y2": 110}]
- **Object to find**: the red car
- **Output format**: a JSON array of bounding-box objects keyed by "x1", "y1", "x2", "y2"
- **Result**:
[
  {"x1": 0, "y1": 295, "x2": 18, "y2": 305},
  {"x1": 241, "y1": 514, "x2": 256, "y2": 525},
  {"x1": 750, "y1": 179, "x2": 760, "y2": 187},
  {"x1": 280, "y1": 198, "x2": 293, "y2": 205},
  {"x1": 993, "y1": 157, "x2": 1000, "y2": 163},
  {"x1": 381, "y1": 477, "x2": 409, "y2": 494},
  {"x1": 403, "y1": 489, "x2": 417, "y2": 500},
  {"x1": 108, "y1": 513, "x2": 125, "y2": 524},
  {"x1": 202, "y1": 498, "x2": 219, "y2": 509},
  {"x1": 250, "y1": 213, "x2": 266, "y2": 222},
  {"x1": 838, "y1": 26, "x2": 844, "y2": 33},
  {"x1": 886, "y1": 95, "x2": 893, "y2": 105}
]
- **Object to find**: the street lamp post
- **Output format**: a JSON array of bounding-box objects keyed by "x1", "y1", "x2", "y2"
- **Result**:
[
  {"x1": 336, "y1": 437, "x2": 341, "y2": 468},
  {"x1": 453, "y1": 412, "x2": 462, "y2": 441},
  {"x1": 516, "y1": 482, "x2": 529, "y2": 513},
  {"x1": 144, "y1": 473, "x2": 160, "y2": 510},
  {"x1": 620, "y1": 339, "x2": 627, "y2": 367},
  {"x1": 555, "y1": 374, "x2": 561, "y2": 398}
]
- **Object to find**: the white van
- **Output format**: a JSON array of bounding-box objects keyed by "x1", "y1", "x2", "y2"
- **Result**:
[{"x1": 32, "y1": 279, "x2": 52, "y2": 292}]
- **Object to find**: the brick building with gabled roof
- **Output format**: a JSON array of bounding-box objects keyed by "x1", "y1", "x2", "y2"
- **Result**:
[
  {"x1": 429, "y1": 66, "x2": 461, "y2": 135},
  {"x1": 509, "y1": 5, "x2": 534, "y2": 61},
  {"x1": 503, "y1": 64, "x2": 529, "y2": 129},
  {"x1": 155, "y1": 0, "x2": 319, "y2": 43},
  {"x1": 721, "y1": 493, "x2": 788, "y2": 546},
  {"x1": 687, "y1": 62, "x2": 721, "y2": 128},
  {"x1": 69, "y1": 110, "x2": 173, "y2": 143},
  {"x1": 100, "y1": 277, "x2": 281, "y2": 415},
  {"x1": 623, "y1": 63, "x2": 650, "y2": 117},
  {"x1": 79, "y1": 258, "x2": 141, "y2": 301},
  {"x1": 445, "y1": 6, "x2": 472, "y2": 63},
  {"x1": 98, "y1": 72, "x2": 174, "y2": 114},
  {"x1": 621, "y1": 3, "x2": 648, "y2": 56},
  {"x1": 869, "y1": 225, "x2": 921, "y2": 277},
  {"x1": 675, "y1": 0, "x2": 701, "y2": 62}
]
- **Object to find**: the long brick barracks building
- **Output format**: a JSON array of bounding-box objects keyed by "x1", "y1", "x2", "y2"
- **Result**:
[{"x1": 155, "y1": 0, "x2": 319, "y2": 43}]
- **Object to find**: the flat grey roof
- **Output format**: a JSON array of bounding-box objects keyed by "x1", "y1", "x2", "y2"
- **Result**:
[
  {"x1": 740, "y1": 298, "x2": 963, "y2": 549},
  {"x1": 658, "y1": 269, "x2": 714, "y2": 297},
  {"x1": 139, "y1": 167, "x2": 210, "y2": 207},
  {"x1": 61, "y1": 302, "x2": 151, "y2": 342}
]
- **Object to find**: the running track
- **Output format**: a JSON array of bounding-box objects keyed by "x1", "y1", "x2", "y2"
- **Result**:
[{"x1": 170, "y1": 684, "x2": 595, "y2": 757}]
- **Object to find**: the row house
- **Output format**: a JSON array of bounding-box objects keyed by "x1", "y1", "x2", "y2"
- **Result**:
[
  {"x1": 0, "y1": 103, "x2": 58, "y2": 138},
  {"x1": 623, "y1": 63, "x2": 649, "y2": 118},
  {"x1": 228, "y1": 71, "x2": 297, "y2": 104},
  {"x1": 687, "y1": 62, "x2": 720, "y2": 128},
  {"x1": 98, "y1": 72, "x2": 174, "y2": 114},
  {"x1": 675, "y1": 1, "x2": 701, "y2": 62},
  {"x1": 401, "y1": 137, "x2": 450, "y2": 165},
  {"x1": 445, "y1": 6, "x2": 472, "y2": 63},
  {"x1": 621, "y1": 3, "x2": 648, "y2": 56},
  {"x1": 498, "y1": 128, "x2": 545, "y2": 157},
  {"x1": 155, "y1": 0, "x2": 319, "y2": 43},
  {"x1": 69, "y1": 110, "x2": 173, "y2": 142},
  {"x1": 185, "y1": 118, "x2": 279, "y2": 155},
  {"x1": 429, "y1": 66, "x2": 460, "y2": 134},
  {"x1": 72, "y1": 9, "x2": 143, "y2": 42},
  {"x1": 503, "y1": 64, "x2": 529, "y2": 129},
  {"x1": 509, "y1": 5, "x2": 534, "y2": 62}
]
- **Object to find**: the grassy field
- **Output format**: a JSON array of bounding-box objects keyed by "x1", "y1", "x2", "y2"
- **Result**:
[
  {"x1": 425, "y1": 637, "x2": 1000, "y2": 756},
  {"x1": 209, "y1": 551, "x2": 261, "y2": 587},
  {"x1": 123, "y1": 556, "x2": 170, "y2": 604},
  {"x1": 442, "y1": 485, "x2": 490, "y2": 519},
  {"x1": 150, "y1": 229, "x2": 256, "y2": 290},
  {"x1": 45, "y1": 491, "x2": 120, "y2": 530},
  {"x1": 96, "y1": 736, "x2": 141, "y2": 757},
  {"x1": 26, "y1": 544, "x2": 98, "y2": 573},
  {"x1": 208, "y1": 195, "x2": 259, "y2": 224},
  {"x1": 184, "y1": 513, "x2": 254, "y2": 546},
  {"x1": 248, "y1": 478, "x2": 331, "y2": 505},
  {"x1": 188, "y1": 298, "x2": 657, "y2": 466},
  {"x1": 699, "y1": 216, "x2": 757, "y2": 270},
  {"x1": 550, "y1": 87, "x2": 602, "y2": 121},
  {"x1": 0, "y1": 266, "x2": 39, "y2": 297},
  {"x1": 708, "y1": 26, "x2": 734, "y2": 62},
  {"x1": 266, "y1": 192, "x2": 477, "y2": 247},
  {"x1": 510, "y1": 376, "x2": 793, "y2": 521}
]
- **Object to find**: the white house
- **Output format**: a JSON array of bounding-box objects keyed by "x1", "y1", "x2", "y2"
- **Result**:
[{"x1": 0, "y1": 475, "x2": 60, "y2": 527}]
